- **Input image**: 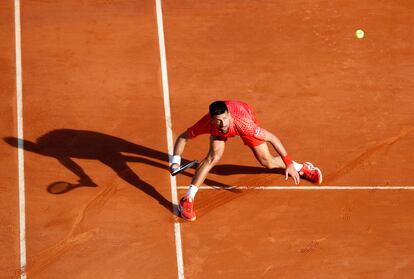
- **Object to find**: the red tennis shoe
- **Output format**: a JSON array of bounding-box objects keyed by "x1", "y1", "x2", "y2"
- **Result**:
[
  {"x1": 179, "y1": 197, "x2": 196, "y2": 221},
  {"x1": 299, "y1": 162, "x2": 323, "y2": 184}
]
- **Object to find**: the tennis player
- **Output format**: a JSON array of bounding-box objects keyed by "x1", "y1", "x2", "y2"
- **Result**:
[{"x1": 169, "y1": 100, "x2": 322, "y2": 221}]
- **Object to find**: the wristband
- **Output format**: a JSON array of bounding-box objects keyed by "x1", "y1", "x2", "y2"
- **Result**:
[
  {"x1": 282, "y1": 155, "x2": 293, "y2": 167},
  {"x1": 171, "y1": 155, "x2": 181, "y2": 165}
]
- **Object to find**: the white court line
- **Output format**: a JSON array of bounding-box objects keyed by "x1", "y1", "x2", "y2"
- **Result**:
[
  {"x1": 14, "y1": 1, "x2": 27, "y2": 278},
  {"x1": 155, "y1": 1, "x2": 185, "y2": 279},
  {"x1": 177, "y1": 185, "x2": 414, "y2": 190}
]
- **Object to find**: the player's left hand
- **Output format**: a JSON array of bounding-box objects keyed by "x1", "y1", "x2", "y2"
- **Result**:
[{"x1": 285, "y1": 164, "x2": 300, "y2": 185}]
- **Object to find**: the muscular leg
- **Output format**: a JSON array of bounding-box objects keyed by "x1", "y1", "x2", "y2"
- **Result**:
[
  {"x1": 250, "y1": 142, "x2": 287, "y2": 169},
  {"x1": 191, "y1": 136, "x2": 225, "y2": 186}
]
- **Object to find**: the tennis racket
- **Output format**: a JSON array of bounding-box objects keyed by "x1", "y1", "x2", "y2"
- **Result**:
[{"x1": 171, "y1": 160, "x2": 198, "y2": 176}]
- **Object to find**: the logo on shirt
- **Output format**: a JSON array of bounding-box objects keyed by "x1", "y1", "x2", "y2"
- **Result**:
[{"x1": 254, "y1": 127, "x2": 262, "y2": 137}]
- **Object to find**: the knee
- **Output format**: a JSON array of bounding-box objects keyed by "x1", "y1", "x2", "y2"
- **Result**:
[
  {"x1": 258, "y1": 156, "x2": 273, "y2": 169},
  {"x1": 207, "y1": 153, "x2": 222, "y2": 166}
]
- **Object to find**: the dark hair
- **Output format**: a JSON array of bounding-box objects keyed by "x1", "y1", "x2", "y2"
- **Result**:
[{"x1": 209, "y1": 101, "x2": 228, "y2": 117}]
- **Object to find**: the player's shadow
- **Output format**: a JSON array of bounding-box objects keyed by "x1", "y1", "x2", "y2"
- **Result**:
[
  {"x1": 212, "y1": 165, "x2": 285, "y2": 176},
  {"x1": 4, "y1": 129, "x2": 257, "y2": 214}
]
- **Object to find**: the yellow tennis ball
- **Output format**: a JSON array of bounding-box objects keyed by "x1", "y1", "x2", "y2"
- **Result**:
[{"x1": 355, "y1": 29, "x2": 364, "y2": 39}]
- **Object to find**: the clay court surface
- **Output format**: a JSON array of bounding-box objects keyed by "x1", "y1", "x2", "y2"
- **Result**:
[{"x1": 1, "y1": 1, "x2": 414, "y2": 278}]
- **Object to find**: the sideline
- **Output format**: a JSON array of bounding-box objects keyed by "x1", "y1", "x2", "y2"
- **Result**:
[
  {"x1": 155, "y1": 1, "x2": 185, "y2": 278},
  {"x1": 14, "y1": 0, "x2": 27, "y2": 278}
]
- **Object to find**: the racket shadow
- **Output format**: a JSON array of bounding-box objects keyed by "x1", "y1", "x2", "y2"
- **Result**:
[{"x1": 47, "y1": 181, "x2": 97, "y2": 195}]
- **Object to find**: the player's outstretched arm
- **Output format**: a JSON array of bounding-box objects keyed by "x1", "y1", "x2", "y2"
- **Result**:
[
  {"x1": 262, "y1": 129, "x2": 288, "y2": 157},
  {"x1": 262, "y1": 129, "x2": 300, "y2": 184},
  {"x1": 169, "y1": 131, "x2": 189, "y2": 173}
]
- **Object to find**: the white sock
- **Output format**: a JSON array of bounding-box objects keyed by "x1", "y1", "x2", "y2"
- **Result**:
[
  {"x1": 293, "y1": 161, "x2": 303, "y2": 172},
  {"x1": 186, "y1": 184, "x2": 199, "y2": 199}
]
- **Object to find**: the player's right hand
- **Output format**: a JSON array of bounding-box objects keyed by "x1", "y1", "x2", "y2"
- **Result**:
[
  {"x1": 285, "y1": 164, "x2": 300, "y2": 185},
  {"x1": 169, "y1": 163, "x2": 180, "y2": 174}
]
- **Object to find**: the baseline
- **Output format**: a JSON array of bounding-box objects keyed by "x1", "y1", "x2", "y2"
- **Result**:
[{"x1": 177, "y1": 185, "x2": 414, "y2": 190}]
